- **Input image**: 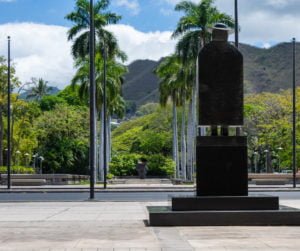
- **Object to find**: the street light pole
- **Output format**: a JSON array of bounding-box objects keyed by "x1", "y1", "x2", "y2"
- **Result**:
[
  {"x1": 253, "y1": 151, "x2": 258, "y2": 173},
  {"x1": 234, "y1": 0, "x2": 242, "y2": 136},
  {"x1": 277, "y1": 147, "x2": 283, "y2": 173},
  {"x1": 103, "y1": 46, "x2": 107, "y2": 189},
  {"x1": 234, "y1": 0, "x2": 239, "y2": 48},
  {"x1": 264, "y1": 149, "x2": 269, "y2": 173},
  {"x1": 39, "y1": 156, "x2": 44, "y2": 174},
  {"x1": 7, "y1": 36, "x2": 11, "y2": 190},
  {"x1": 89, "y1": 0, "x2": 96, "y2": 199},
  {"x1": 292, "y1": 37, "x2": 297, "y2": 188},
  {"x1": 24, "y1": 153, "x2": 29, "y2": 167}
]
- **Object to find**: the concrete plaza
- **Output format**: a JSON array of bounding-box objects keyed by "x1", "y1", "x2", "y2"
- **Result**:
[{"x1": 0, "y1": 199, "x2": 300, "y2": 251}]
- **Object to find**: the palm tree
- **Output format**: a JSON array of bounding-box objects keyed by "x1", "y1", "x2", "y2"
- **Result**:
[
  {"x1": 173, "y1": 0, "x2": 234, "y2": 61},
  {"x1": 156, "y1": 54, "x2": 194, "y2": 180},
  {"x1": 72, "y1": 54, "x2": 127, "y2": 110},
  {"x1": 72, "y1": 53, "x2": 127, "y2": 180},
  {"x1": 26, "y1": 78, "x2": 51, "y2": 101},
  {"x1": 67, "y1": 0, "x2": 127, "y2": 181},
  {"x1": 156, "y1": 55, "x2": 181, "y2": 178},
  {"x1": 172, "y1": 0, "x2": 235, "y2": 181},
  {"x1": 66, "y1": 0, "x2": 126, "y2": 61}
]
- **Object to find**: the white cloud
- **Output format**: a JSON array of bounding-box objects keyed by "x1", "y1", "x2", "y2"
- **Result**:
[
  {"x1": 266, "y1": 0, "x2": 290, "y2": 8},
  {"x1": 214, "y1": 0, "x2": 300, "y2": 44},
  {"x1": 162, "y1": 0, "x2": 300, "y2": 46},
  {"x1": 0, "y1": 23, "x2": 74, "y2": 89},
  {"x1": 107, "y1": 24, "x2": 177, "y2": 63},
  {"x1": 0, "y1": 22, "x2": 177, "y2": 89},
  {"x1": 114, "y1": 0, "x2": 140, "y2": 15}
]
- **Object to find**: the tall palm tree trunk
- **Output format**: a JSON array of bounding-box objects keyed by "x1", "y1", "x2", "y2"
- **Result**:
[
  {"x1": 172, "y1": 100, "x2": 179, "y2": 178},
  {"x1": 106, "y1": 115, "x2": 111, "y2": 173},
  {"x1": 98, "y1": 104, "x2": 105, "y2": 182},
  {"x1": 187, "y1": 99, "x2": 194, "y2": 181},
  {"x1": 193, "y1": 58, "x2": 200, "y2": 180},
  {"x1": 181, "y1": 93, "x2": 187, "y2": 180}
]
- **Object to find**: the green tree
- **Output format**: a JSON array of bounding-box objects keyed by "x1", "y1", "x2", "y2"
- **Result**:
[
  {"x1": 26, "y1": 78, "x2": 52, "y2": 101},
  {"x1": 39, "y1": 95, "x2": 66, "y2": 111},
  {"x1": 58, "y1": 85, "x2": 86, "y2": 107},
  {"x1": 10, "y1": 96, "x2": 40, "y2": 165},
  {"x1": 111, "y1": 107, "x2": 174, "y2": 177},
  {"x1": 34, "y1": 104, "x2": 89, "y2": 174},
  {"x1": 245, "y1": 91, "x2": 294, "y2": 172},
  {"x1": 0, "y1": 56, "x2": 19, "y2": 166}
]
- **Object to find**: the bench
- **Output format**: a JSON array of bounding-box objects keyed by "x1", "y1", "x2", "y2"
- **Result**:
[
  {"x1": 11, "y1": 179, "x2": 47, "y2": 186},
  {"x1": 254, "y1": 179, "x2": 288, "y2": 185}
]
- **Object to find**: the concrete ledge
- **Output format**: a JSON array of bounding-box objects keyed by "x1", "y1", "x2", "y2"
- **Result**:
[
  {"x1": 1, "y1": 174, "x2": 89, "y2": 185},
  {"x1": 10, "y1": 179, "x2": 47, "y2": 186},
  {"x1": 148, "y1": 206, "x2": 300, "y2": 226},
  {"x1": 255, "y1": 179, "x2": 288, "y2": 185}
]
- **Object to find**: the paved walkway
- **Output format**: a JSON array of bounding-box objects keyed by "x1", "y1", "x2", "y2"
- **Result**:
[{"x1": 0, "y1": 199, "x2": 300, "y2": 251}]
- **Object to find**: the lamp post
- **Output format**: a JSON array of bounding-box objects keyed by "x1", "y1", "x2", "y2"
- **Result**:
[
  {"x1": 234, "y1": 0, "x2": 242, "y2": 136},
  {"x1": 103, "y1": 45, "x2": 107, "y2": 190},
  {"x1": 24, "y1": 153, "x2": 29, "y2": 167},
  {"x1": 292, "y1": 37, "x2": 297, "y2": 188},
  {"x1": 89, "y1": 0, "x2": 96, "y2": 199},
  {"x1": 15, "y1": 150, "x2": 21, "y2": 166},
  {"x1": 277, "y1": 147, "x2": 283, "y2": 172},
  {"x1": 7, "y1": 36, "x2": 11, "y2": 190},
  {"x1": 264, "y1": 149, "x2": 269, "y2": 173},
  {"x1": 38, "y1": 156, "x2": 44, "y2": 174},
  {"x1": 234, "y1": 0, "x2": 239, "y2": 48},
  {"x1": 253, "y1": 151, "x2": 258, "y2": 173},
  {"x1": 32, "y1": 154, "x2": 38, "y2": 172}
]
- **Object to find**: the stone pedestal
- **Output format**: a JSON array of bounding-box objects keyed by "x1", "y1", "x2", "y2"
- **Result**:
[{"x1": 196, "y1": 136, "x2": 248, "y2": 196}]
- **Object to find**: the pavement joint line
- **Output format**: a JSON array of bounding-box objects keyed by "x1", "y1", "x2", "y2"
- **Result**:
[{"x1": 44, "y1": 207, "x2": 70, "y2": 221}]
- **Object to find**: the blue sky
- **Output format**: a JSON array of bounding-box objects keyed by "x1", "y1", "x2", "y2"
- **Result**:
[{"x1": 0, "y1": 0, "x2": 182, "y2": 32}]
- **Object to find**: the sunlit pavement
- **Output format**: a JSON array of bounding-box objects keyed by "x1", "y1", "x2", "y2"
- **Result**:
[{"x1": 0, "y1": 200, "x2": 299, "y2": 251}]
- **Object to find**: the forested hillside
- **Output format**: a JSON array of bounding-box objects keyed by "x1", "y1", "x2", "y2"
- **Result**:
[{"x1": 123, "y1": 43, "x2": 300, "y2": 107}]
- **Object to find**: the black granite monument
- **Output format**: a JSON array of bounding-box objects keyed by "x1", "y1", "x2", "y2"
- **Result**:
[
  {"x1": 197, "y1": 23, "x2": 247, "y2": 196},
  {"x1": 148, "y1": 23, "x2": 300, "y2": 226}
]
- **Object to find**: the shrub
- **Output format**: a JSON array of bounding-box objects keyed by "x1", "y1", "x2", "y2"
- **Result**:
[
  {"x1": 146, "y1": 154, "x2": 175, "y2": 177},
  {"x1": 0, "y1": 166, "x2": 35, "y2": 174},
  {"x1": 109, "y1": 153, "x2": 141, "y2": 176},
  {"x1": 109, "y1": 153, "x2": 174, "y2": 177}
]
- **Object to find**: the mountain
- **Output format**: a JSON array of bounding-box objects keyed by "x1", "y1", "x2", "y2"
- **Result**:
[
  {"x1": 239, "y1": 42, "x2": 300, "y2": 93},
  {"x1": 122, "y1": 59, "x2": 160, "y2": 107},
  {"x1": 122, "y1": 42, "x2": 300, "y2": 107}
]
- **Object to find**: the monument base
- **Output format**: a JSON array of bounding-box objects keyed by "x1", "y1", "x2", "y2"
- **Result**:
[
  {"x1": 148, "y1": 205, "x2": 300, "y2": 226},
  {"x1": 148, "y1": 195, "x2": 300, "y2": 226}
]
